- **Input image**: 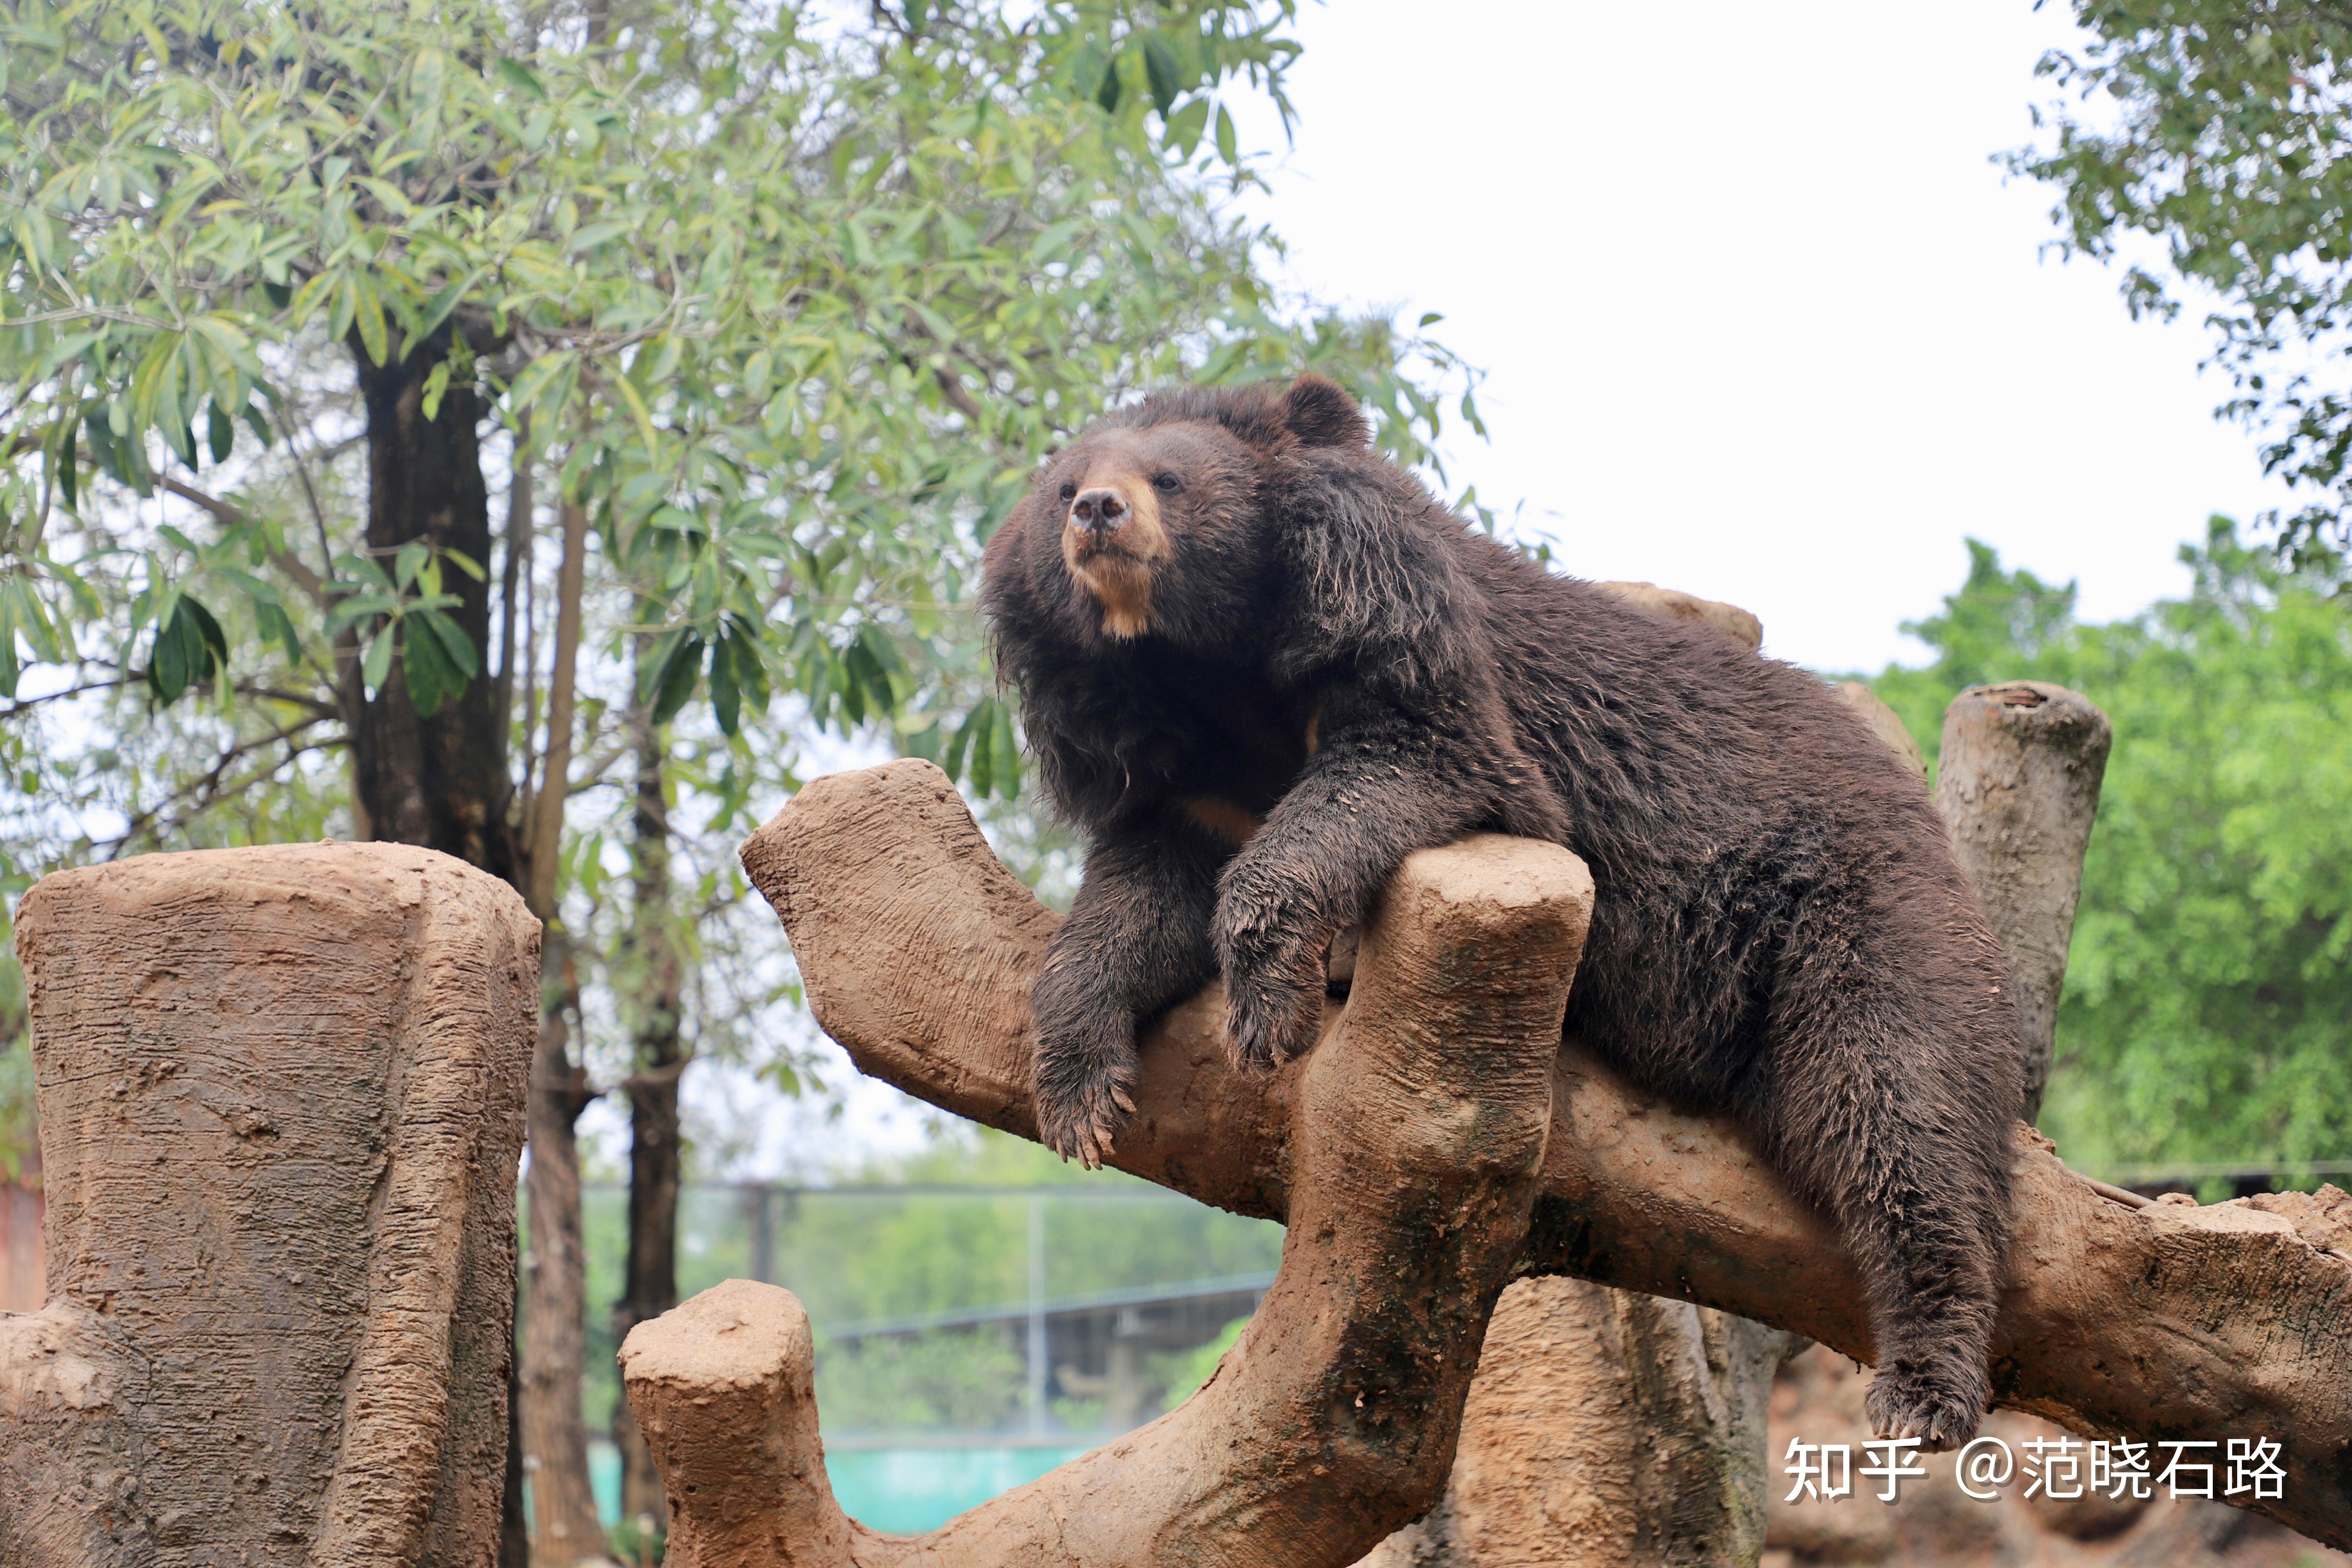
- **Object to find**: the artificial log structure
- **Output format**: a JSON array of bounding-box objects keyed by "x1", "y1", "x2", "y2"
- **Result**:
[
  {"x1": 1361, "y1": 584, "x2": 1807, "y2": 1568},
  {"x1": 1935, "y1": 682, "x2": 2112, "y2": 1120},
  {"x1": 625, "y1": 833, "x2": 1594, "y2": 1564},
  {"x1": 693, "y1": 759, "x2": 2352, "y2": 1558},
  {"x1": 0, "y1": 844, "x2": 538, "y2": 1567}
]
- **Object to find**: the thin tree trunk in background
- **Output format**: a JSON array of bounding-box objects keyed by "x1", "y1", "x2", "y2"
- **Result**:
[
  {"x1": 523, "y1": 941, "x2": 606, "y2": 1566},
  {"x1": 495, "y1": 418, "x2": 536, "y2": 1568},
  {"x1": 517, "y1": 497, "x2": 609, "y2": 1565},
  {"x1": 610, "y1": 654, "x2": 686, "y2": 1534}
]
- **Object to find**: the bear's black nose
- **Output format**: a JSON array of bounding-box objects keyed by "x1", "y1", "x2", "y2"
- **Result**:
[{"x1": 1071, "y1": 487, "x2": 1128, "y2": 534}]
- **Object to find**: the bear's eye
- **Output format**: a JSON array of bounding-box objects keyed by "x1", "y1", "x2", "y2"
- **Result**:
[
  {"x1": 1057, "y1": 481, "x2": 1076, "y2": 502},
  {"x1": 1151, "y1": 472, "x2": 1181, "y2": 493}
]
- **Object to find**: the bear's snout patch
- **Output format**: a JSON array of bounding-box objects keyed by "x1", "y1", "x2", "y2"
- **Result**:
[{"x1": 1059, "y1": 462, "x2": 1169, "y2": 641}]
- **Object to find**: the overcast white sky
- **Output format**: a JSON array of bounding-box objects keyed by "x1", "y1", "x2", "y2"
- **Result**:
[{"x1": 1223, "y1": 0, "x2": 2294, "y2": 672}]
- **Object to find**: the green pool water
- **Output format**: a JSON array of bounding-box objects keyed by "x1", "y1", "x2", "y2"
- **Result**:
[{"x1": 590, "y1": 1441, "x2": 1097, "y2": 1536}]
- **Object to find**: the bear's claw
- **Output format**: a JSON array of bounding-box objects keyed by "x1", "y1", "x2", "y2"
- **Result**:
[
  {"x1": 1034, "y1": 1067, "x2": 1136, "y2": 1170},
  {"x1": 1864, "y1": 1361, "x2": 1989, "y2": 1453},
  {"x1": 1222, "y1": 968, "x2": 1325, "y2": 1075}
]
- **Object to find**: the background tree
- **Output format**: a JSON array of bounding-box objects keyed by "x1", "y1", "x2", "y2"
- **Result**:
[
  {"x1": 0, "y1": 0, "x2": 1478, "y2": 1554},
  {"x1": 1867, "y1": 523, "x2": 2352, "y2": 1181},
  {"x1": 2018, "y1": 1, "x2": 2352, "y2": 561}
]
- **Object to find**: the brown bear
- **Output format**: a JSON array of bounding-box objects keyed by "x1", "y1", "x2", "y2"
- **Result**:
[{"x1": 978, "y1": 374, "x2": 2021, "y2": 1450}]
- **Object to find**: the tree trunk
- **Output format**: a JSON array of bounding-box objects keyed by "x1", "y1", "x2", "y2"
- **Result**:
[
  {"x1": 1935, "y1": 681, "x2": 2112, "y2": 1120},
  {"x1": 348, "y1": 336, "x2": 515, "y2": 882},
  {"x1": 624, "y1": 833, "x2": 1590, "y2": 1567},
  {"x1": 739, "y1": 759, "x2": 2352, "y2": 1554},
  {"x1": 522, "y1": 942, "x2": 609, "y2": 1568},
  {"x1": 609, "y1": 678, "x2": 685, "y2": 1535},
  {"x1": 0, "y1": 844, "x2": 536, "y2": 1565},
  {"x1": 517, "y1": 498, "x2": 610, "y2": 1566}
]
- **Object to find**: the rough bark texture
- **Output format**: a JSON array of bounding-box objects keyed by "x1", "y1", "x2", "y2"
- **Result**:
[
  {"x1": 628, "y1": 831, "x2": 1592, "y2": 1566},
  {"x1": 1935, "y1": 682, "x2": 2112, "y2": 1120},
  {"x1": 0, "y1": 843, "x2": 536, "y2": 1566},
  {"x1": 739, "y1": 759, "x2": 2352, "y2": 1552},
  {"x1": 349, "y1": 338, "x2": 512, "y2": 881},
  {"x1": 0, "y1": 1169, "x2": 38, "y2": 1315},
  {"x1": 1359, "y1": 1277, "x2": 1800, "y2": 1567}
]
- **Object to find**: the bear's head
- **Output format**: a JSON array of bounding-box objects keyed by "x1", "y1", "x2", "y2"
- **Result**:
[{"x1": 981, "y1": 374, "x2": 1371, "y2": 650}]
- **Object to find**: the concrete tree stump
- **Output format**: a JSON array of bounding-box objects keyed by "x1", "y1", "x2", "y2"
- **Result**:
[
  {"x1": 1935, "y1": 682, "x2": 2113, "y2": 1119},
  {"x1": 1359, "y1": 1276, "x2": 1797, "y2": 1567},
  {"x1": 0, "y1": 844, "x2": 538, "y2": 1567},
  {"x1": 624, "y1": 832, "x2": 1594, "y2": 1567}
]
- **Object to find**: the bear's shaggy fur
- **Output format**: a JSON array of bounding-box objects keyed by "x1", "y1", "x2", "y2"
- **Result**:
[{"x1": 980, "y1": 374, "x2": 2022, "y2": 1449}]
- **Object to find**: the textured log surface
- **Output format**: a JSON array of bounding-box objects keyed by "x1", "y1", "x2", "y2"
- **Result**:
[
  {"x1": 631, "y1": 830, "x2": 1592, "y2": 1566},
  {"x1": 741, "y1": 760, "x2": 2352, "y2": 1550},
  {"x1": 1936, "y1": 682, "x2": 2112, "y2": 1119},
  {"x1": 1357, "y1": 1276, "x2": 1798, "y2": 1567},
  {"x1": 0, "y1": 844, "x2": 537, "y2": 1568}
]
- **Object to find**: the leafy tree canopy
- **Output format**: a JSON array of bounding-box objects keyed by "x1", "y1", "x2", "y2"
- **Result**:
[
  {"x1": 0, "y1": 0, "x2": 1479, "y2": 1185},
  {"x1": 2016, "y1": 1, "x2": 2352, "y2": 561},
  {"x1": 0, "y1": 0, "x2": 1469, "y2": 793},
  {"x1": 1869, "y1": 523, "x2": 2352, "y2": 1177}
]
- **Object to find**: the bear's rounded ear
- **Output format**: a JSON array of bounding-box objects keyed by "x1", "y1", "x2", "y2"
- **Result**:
[{"x1": 1280, "y1": 374, "x2": 1370, "y2": 449}]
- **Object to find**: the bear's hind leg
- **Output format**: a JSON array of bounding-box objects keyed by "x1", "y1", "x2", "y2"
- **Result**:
[
  {"x1": 1031, "y1": 806, "x2": 1228, "y2": 1167},
  {"x1": 1760, "y1": 988, "x2": 2016, "y2": 1451}
]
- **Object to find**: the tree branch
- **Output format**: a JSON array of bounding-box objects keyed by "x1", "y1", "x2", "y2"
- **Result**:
[
  {"x1": 157, "y1": 474, "x2": 330, "y2": 608},
  {"x1": 735, "y1": 759, "x2": 2352, "y2": 1553}
]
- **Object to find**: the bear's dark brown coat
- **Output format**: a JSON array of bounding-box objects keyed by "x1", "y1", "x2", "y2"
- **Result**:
[{"x1": 980, "y1": 374, "x2": 2021, "y2": 1449}]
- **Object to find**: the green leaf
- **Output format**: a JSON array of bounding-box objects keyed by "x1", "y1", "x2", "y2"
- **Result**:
[
  {"x1": 652, "y1": 634, "x2": 704, "y2": 725},
  {"x1": 361, "y1": 629, "x2": 396, "y2": 694},
  {"x1": 207, "y1": 400, "x2": 235, "y2": 465},
  {"x1": 403, "y1": 619, "x2": 459, "y2": 717},
  {"x1": 412, "y1": 269, "x2": 485, "y2": 349},
  {"x1": 254, "y1": 596, "x2": 303, "y2": 662},
  {"x1": 709, "y1": 642, "x2": 741, "y2": 736},
  {"x1": 1143, "y1": 36, "x2": 1183, "y2": 116},
  {"x1": 420, "y1": 359, "x2": 454, "y2": 421},
  {"x1": 414, "y1": 606, "x2": 480, "y2": 677},
  {"x1": 351, "y1": 274, "x2": 390, "y2": 367},
  {"x1": 146, "y1": 595, "x2": 225, "y2": 705},
  {"x1": 496, "y1": 58, "x2": 549, "y2": 102},
  {"x1": 1163, "y1": 97, "x2": 1210, "y2": 157},
  {"x1": 1096, "y1": 56, "x2": 1123, "y2": 113},
  {"x1": 1215, "y1": 104, "x2": 1239, "y2": 167},
  {"x1": 54, "y1": 426, "x2": 77, "y2": 512}
]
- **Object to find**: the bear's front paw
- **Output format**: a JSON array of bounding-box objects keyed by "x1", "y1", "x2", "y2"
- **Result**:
[
  {"x1": 1027, "y1": 966, "x2": 1141, "y2": 1169},
  {"x1": 1213, "y1": 864, "x2": 1335, "y2": 1072},
  {"x1": 1221, "y1": 964, "x2": 1326, "y2": 1074},
  {"x1": 1864, "y1": 1360, "x2": 1989, "y2": 1453},
  {"x1": 1033, "y1": 1058, "x2": 1138, "y2": 1170}
]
